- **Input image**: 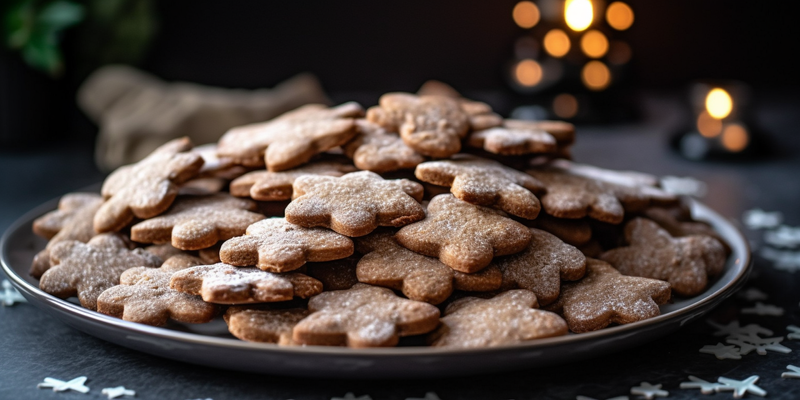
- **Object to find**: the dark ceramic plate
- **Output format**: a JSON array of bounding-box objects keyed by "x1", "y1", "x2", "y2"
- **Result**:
[{"x1": 1, "y1": 195, "x2": 750, "y2": 378}]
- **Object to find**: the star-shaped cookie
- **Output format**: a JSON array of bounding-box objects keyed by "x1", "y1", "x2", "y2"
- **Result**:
[
  {"x1": 429, "y1": 290, "x2": 568, "y2": 348},
  {"x1": 285, "y1": 171, "x2": 425, "y2": 237},
  {"x1": 544, "y1": 259, "x2": 671, "y2": 333},
  {"x1": 292, "y1": 283, "x2": 441, "y2": 347},
  {"x1": 414, "y1": 156, "x2": 545, "y2": 219},
  {"x1": 31, "y1": 193, "x2": 103, "y2": 278},
  {"x1": 217, "y1": 102, "x2": 363, "y2": 171},
  {"x1": 230, "y1": 160, "x2": 356, "y2": 201},
  {"x1": 355, "y1": 231, "x2": 502, "y2": 305},
  {"x1": 466, "y1": 127, "x2": 558, "y2": 156},
  {"x1": 342, "y1": 119, "x2": 425, "y2": 173},
  {"x1": 94, "y1": 137, "x2": 204, "y2": 233},
  {"x1": 169, "y1": 263, "x2": 322, "y2": 304},
  {"x1": 492, "y1": 228, "x2": 586, "y2": 306},
  {"x1": 396, "y1": 194, "x2": 532, "y2": 273},
  {"x1": 130, "y1": 194, "x2": 265, "y2": 250},
  {"x1": 600, "y1": 218, "x2": 726, "y2": 296},
  {"x1": 366, "y1": 93, "x2": 470, "y2": 158},
  {"x1": 39, "y1": 234, "x2": 162, "y2": 310},
  {"x1": 224, "y1": 305, "x2": 309, "y2": 344},
  {"x1": 219, "y1": 218, "x2": 354, "y2": 272},
  {"x1": 97, "y1": 254, "x2": 219, "y2": 326}
]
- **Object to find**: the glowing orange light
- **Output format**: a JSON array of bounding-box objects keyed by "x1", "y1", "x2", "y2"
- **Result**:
[
  {"x1": 581, "y1": 61, "x2": 611, "y2": 91},
  {"x1": 515, "y1": 59, "x2": 543, "y2": 87},
  {"x1": 705, "y1": 88, "x2": 733, "y2": 119},
  {"x1": 544, "y1": 29, "x2": 571, "y2": 58},
  {"x1": 553, "y1": 93, "x2": 579, "y2": 118},
  {"x1": 722, "y1": 123, "x2": 749, "y2": 152},
  {"x1": 565, "y1": 0, "x2": 593, "y2": 32},
  {"x1": 580, "y1": 30, "x2": 609, "y2": 58},
  {"x1": 697, "y1": 111, "x2": 722, "y2": 138},
  {"x1": 608, "y1": 40, "x2": 632, "y2": 65},
  {"x1": 606, "y1": 2, "x2": 634, "y2": 31},
  {"x1": 513, "y1": 1, "x2": 541, "y2": 28}
]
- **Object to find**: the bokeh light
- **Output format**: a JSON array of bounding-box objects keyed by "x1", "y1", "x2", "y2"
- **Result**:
[
  {"x1": 697, "y1": 111, "x2": 723, "y2": 138},
  {"x1": 581, "y1": 61, "x2": 611, "y2": 90},
  {"x1": 705, "y1": 88, "x2": 733, "y2": 119},
  {"x1": 606, "y1": 2, "x2": 634, "y2": 31},
  {"x1": 544, "y1": 29, "x2": 571, "y2": 58},
  {"x1": 607, "y1": 40, "x2": 632, "y2": 65},
  {"x1": 580, "y1": 30, "x2": 609, "y2": 58},
  {"x1": 722, "y1": 123, "x2": 749, "y2": 152},
  {"x1": 513, "y1": 1, "x2": 541, "y2": 29},
  {"x1": 565, "y1": 0, "x2": 593, "y2": 32},
  {"x1": 553, "y1": 93, "x2": 579, "y2": 118},
  {"x1": 515, "y1": 59, "x2": 544, "y2": 87}
]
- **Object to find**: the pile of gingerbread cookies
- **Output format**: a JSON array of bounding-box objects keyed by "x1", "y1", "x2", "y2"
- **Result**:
[{"x1": 30, "y1": 82, "x2": 729, "y2": 349}]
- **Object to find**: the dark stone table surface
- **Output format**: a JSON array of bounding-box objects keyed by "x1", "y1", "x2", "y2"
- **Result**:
[{"x1": 2, "y1": 94, "x2": 799, "y2": 399}]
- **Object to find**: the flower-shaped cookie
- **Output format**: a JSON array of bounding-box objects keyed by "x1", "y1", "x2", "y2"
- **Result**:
[
  {"x1": 600, "y1": 218, "x2": 727, "y2": 296},
  {"x1": 31, "y1": 193, "x2": 103, "y2": 278},
  {"x1": 492, "y1": 228, "x2": 586, "y2": 306},
  {"x1": 545, "y1": 259, "x2": 671, "y2": 333},
  {"x1": 95, "y1": 137, "x2": 204, "y2": 233},
  {"x1": 224, "y1": 305, "x2": 310, "y2": 344},
  {"x1": 217, "y1": 102, "x2": 363, "y2": 171},
  {"x1": 292, "y1": 283, "x2": 441, "y2": 347},
  {"x1": 97, "y1": 254, "x2": 219, "y2": 326},
  {"x1": 366, "y1": 93, "x2": 470, "y2": 158},
  {"x1": 415, "y1": 156, "x2": 546, "y2": 219},
  {"x1": 467, "y1": 127, "x2": 558, "y2": 156},
  {"x1": 355, "y1": 231, "x2": 502, "y2": 305},
  {"x1": 396, "y1": 194, "x2": 532, "y2": 273},
  {"x1": 220, "y1": 218, "x2": 354, "y2": 272},
  {"x1": 39, "y1": 234, "x2": 162, "y2": 310},
  {"x1": 230, "y1": 160, "x2": 356, "y2": 201},
  {"x1": 130, "y1": 194, "x2": 264, "y2": 250},
  {"x1": 342, "y1": 120, "x2": 425, "y2": 173},
  {"x1": 429, "y1": 290, "x2": 568, "y2": 348},
  {"x1": 169, "y1": 263, "x2": 323, "y2": 304},
  {"x1": 285, "y1": 171, "x2": 425, "y2": 237}
]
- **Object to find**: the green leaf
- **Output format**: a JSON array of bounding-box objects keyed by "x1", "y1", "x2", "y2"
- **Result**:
[
  {"x1": 21, "y1": 28, "x2": 63, "y2": 76},
  {"x1": 4, "y1": 0, "x2": 34, "y2": 49},
  {"x1": 37, "y1": 1, "x2": 84, "y2": 33}
]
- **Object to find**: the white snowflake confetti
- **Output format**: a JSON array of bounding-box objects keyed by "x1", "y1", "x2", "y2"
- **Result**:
[
  {"x1": 680, "y1": 376, "x2": 721, "y2": 394},
  {"x1": 741, "y1": 302, "x2": 784, "y2": 316},
  {"x1": 576, "y1": 396, "x2": 630, "y2": 400},
  {"x1": 406, "y1": 393, "x2": 442, "y2": 400},
  {"x1": 763, "y1": 225, "x2": 800, "y2": 248},
  {"x1": 727, "y1": 338, "x2": 792, "y2": 356},
  {"x1": 630, "y1": 382, "x2": 669, "y2": 399},
  {"x1": 736, "y1": 288, "x2": 768, "y2": 301},
  {"x1": 332, "y1": 393, "x2": 372, "y2": 400},
  {"x1": 716, "y1": 376, "x2": 766, "y2": 398},
  {"x1": 787, "y1": 325, "x2": 800, "y2": 340},
  {"x1": 1, "y1": 279, "x2": 26, "y2": 306},
  {"x1": 37, "y1": 376, "x2": 90, "y2": 393},
  {"x1": 782, "y1": 365, "x2": 800, "y2": 379},
  {"x1": 700, "y1": 343, "x2": 742, "y2": 359},
  {"x1": 760, "y1": 247, "x2": 800, "y2": 272},
  {"x1": 102, "y1": 386, "x2": 135, "y2": 398},
  {"x1": 707, "y1": 320, "x2": 773, "y2": 337},
  {"x1": 660, "y1": 176, "x2": 708, "y2": 197},
  {"x1": 742, "y1": 209, "x2": 783, "y2": 230}
]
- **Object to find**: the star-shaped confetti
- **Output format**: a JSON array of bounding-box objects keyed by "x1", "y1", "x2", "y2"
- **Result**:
[
  {"x1": 726, "y1": 336, "x2": 791, "y2": 356},
  {"x1": 630, "y1": 382, "x2": 668, "y2": 399},
  {"x1": 332, "y1": 393, "x2": 373, "y2": 400},
  {"x1": 680, "y1": 376, "x2": 721, "y2": 394},
  {"x1": 763, "y1": 225, "x2": 800, "y2": 248},
  {"x1": 760, "y1": 247, "x2": 800, "y2": 272},
  {"x1": 1, "y1": 279, "x2": 26, "y2": 306},
  {"x1": 37, "y1": 376, "x2": 90, "y2": 393},
  {"x1": 736, "y1": 288, "x2": 768, "y2": 301},
  {"x1": 406, "y1": 393, "x2": 442, "y2": 400},
  {"x1": 787, "y1": 325, "x2": 800, "y2": 340},
  {"x1": 742, "y1": 209, "x2": 783, "y2": 230},
  {"x1": 660, "y1": 175, "x2": 708, "y2": 197},
  {"x1": 576, "y1": 396, "x2": 629, "y2": 400},
  {"x1": 700, "y1": 343, "x2": 742, "y2": 359},
  {"x1": 782, "y1": 365, "x2": 800, "y2": 379},
  {"x1": 716, "y1": 376, "x2": 766, "y2": 398},
  {"x1": 708, "y1": 320, "x2": 773, "y2": 337},
  {"x1": 102, "y1": 386, "x2": 136, "y2": 398},
  {"x1": 741, "y1": 302, "x2": 784, "y2": 316}
]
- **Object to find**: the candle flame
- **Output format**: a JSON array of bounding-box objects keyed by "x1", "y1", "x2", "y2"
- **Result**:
[
  {"x1": 565, "y1": 0, "x2": 593, "y2": 32},
  {"x1": 705, "y1": 88, "x2": 733, "y2": 119}
]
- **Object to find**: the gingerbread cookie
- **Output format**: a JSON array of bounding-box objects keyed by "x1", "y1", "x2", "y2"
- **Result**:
[
  {"x1": 528, "y1": 214, "x2": 592, "y2": 247},
  {"x1": 429, "y1": 290, "x2": 568, "y2": 348},
  {"x1": 366, "y1": 93, "x2": 469, "y2": 158},
  {"x1": 179, "y1": 177, "x2": 228, "y2": 195},
  {"x1": 224, "y1": 305, "x2": 309, "y2": 344},
  {"x1": 492, "y1": 228, "x2": 586, "y2": 306},
  {"x1": 467, "y1": 127, "x2": 558, "y2": 156},
  {"x1": 144, "y1": 243, "x2": 186, "y2": 260},
  {"x1": 292, "y1": 283, "x2": 440, "y2": 347},
  {"x1": 342, "y1": 120, "x2": 425, "y2": 173},
  {"x1": 220, "y1": 218, "x2": 354, "y2": 272},
  {"x1": 415, "y1": 156, "x2": 545, "y2": 219},
  {"x1": 285, "y1": 171, "x2": 425, "y2": 237},
  {"x1": 545, "y1": 259, "x2": 671, "y2": 333},
  {"x1": 217, "y1": 102, "x2": 363, "y2": 171},
  {"x1": 31, "y1": 193, "x2": 103, "y2": 278},
  {"x1": 97, "y1": 254, "x2": 219, "y2": 326},
  {"x1": 304, "y1": 255, "x2": 360, "y2": 291},
  {"x1": 415, "y1": 80, "x2": 502, "y2": 130},
  {"x1": 416, "y1": 80, "x2": 462, "y2": 98},
  {"x1": 355, "y1": 231, "x2": 502, "y2": 305},
  {"x1": 396, "y1": 194, "x2": 532, "y2": 273},
  {"x1": 169, "y1": 263, "x2": 322, "y2": 304},
  {"x1": 599, "y1": 218, "x2": 726, "y2": 296},
  {"x1": 503, "y1": 119, "x2": 576, "y2": 145},
  {"x1": 95, "y1": 137, "x2": 204, "y2": 233},
  {"x1": 230, "y1": 160, "x2": 356, "y2": 201},
  {"x1": 39, "y1": 234, "x2": 162, "y2": 310},
  {"x1": 191, "y1": 143, "x2": 249, "y2": 180},
  {"x1": 643, "y1": 207, "x2": 730, "y2": 253}
]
